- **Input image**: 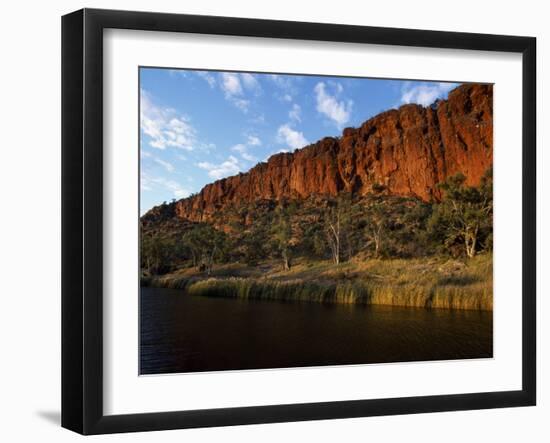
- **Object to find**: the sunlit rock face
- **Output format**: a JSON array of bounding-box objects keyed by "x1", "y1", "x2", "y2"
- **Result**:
[{"x1": 155, "y1": 84, "x2": 492, "y2": 223}]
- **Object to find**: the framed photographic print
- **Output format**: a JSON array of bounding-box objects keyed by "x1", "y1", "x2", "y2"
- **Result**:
[{"x1": 61, "y1": 8, "x2": 536, "y2": 435}]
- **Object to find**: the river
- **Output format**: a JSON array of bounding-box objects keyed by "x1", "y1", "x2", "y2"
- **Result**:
[{"x1": 140, "y1": 287, "x2": 492, "y2": 374}]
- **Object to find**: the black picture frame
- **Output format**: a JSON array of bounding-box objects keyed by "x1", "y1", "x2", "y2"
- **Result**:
[{"x1": 62, "y1": 8, "x2": 536, "y2": 435}]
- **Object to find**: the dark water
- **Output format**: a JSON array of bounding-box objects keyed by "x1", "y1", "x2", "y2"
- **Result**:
[{"x1": 140, "y1": 287, "x2": 493, "y2": 375}]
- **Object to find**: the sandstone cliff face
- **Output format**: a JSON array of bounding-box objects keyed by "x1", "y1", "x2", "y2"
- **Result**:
[{"x1": 169, "y1": 84, "x2": 492, "y2": 222}]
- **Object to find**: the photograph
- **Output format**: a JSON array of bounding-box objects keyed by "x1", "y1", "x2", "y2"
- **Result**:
[
  {"x1": 0, "y1": 0, "x2": 544, "y2": 438},
  {"x1": 139, "y1": 68, "x2": 494, "y2": 375}
]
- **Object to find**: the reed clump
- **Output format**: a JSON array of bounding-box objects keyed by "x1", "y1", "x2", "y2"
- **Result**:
[
  {"x1": 143, "y1": 275, "x2": 192, "y2": 290},
  {"x1": 146, "y1": 254, "x2": 493, "y2": 311},
  {"x1": 186, "y1": 278, "x2": 336, "y2": 303}
]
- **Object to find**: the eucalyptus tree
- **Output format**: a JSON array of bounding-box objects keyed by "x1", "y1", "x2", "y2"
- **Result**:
[{"x1": 428, "y1": 169, "x2": 493, "y2": 258}]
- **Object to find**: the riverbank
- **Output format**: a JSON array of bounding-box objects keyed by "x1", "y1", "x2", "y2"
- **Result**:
[{"x1": 141, "y1": 254, "x2": 493, "y2": 311}]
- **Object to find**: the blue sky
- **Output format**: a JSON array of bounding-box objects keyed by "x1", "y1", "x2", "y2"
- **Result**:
[{"x1": 140, "y1": 68, "x2": 459, "y2": 214}]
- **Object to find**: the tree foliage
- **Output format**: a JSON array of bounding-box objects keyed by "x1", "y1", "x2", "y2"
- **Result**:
[
  {"x1": 428, "y1": 168, "x2": 493, "y2": 258},
  {"x1": 141, "y1": 234, "x2": 176, "y2": 275},
  {"x1": 322, "y1": 193, "x2": 354, "y2": 265},
  {"x1": 140, "y1": 169, "x2": 493, "y2": 275},
  {"x1": 181, "y1": 224, "x2": 227, "y2": 275},
  {"x1": 270, "y1": 204, "x2": 295, "y2": 270}
]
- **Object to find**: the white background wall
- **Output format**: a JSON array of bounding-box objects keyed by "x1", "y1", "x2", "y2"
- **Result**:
[{"x1": 0, "y1": 0, "x2": 546, "y2": 441}]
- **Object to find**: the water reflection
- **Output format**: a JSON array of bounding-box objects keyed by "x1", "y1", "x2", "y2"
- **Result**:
[{"x1": 140, "y1": 287, "x2": 493, "y2": 375}]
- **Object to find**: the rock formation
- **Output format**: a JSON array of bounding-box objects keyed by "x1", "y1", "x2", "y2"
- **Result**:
[{"x1": 147, "y1": 84, "x2": 492, "y2": 223}]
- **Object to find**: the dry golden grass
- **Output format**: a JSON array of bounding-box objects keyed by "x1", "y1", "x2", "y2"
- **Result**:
[{"x1": 144, "y1": 254, "x2": 493, "y2": 311}]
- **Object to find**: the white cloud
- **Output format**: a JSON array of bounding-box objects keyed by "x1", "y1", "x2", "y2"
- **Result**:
[
  {"x1": 232, "y1": 98, "x2": 250, "y2": 113},
  {"x1": 314, "y1": 82, "x2": 353, "y2": 128},
  {"x1": 400, "y1": 82, "x2": 457, "y2": 106},
  {"x1": 249, "y1": 114, "x2": 266, "y2": 124},
  {"x1": 162, "y1": 180, "x2": 190, "y2": 198},
  {"x1": 231, "y1": 136, "x2": 261, "y2": 163},
  {"x1": 141, "y1": 172, "x2": 190, "y2": 198},
  {"x1": 220, "y1": 73, "x2": 243, "y2": 96},
  {"x1": 196, "y1": 71, "x2": 216, "y2": 88},
  {"x1": 240, "y1": 73, "x2": 260, "y2": 92},
  {"x1": 246, "y1": 135, "x2": 262, "y2": 146},
  {"x1": 140, "y1": 172, "x2": 152, "y2": 191},
  {"x1": 277, "y1": 124, "x2": 308, "y2": 150},
  {"x1": 289, "y1": 103, "x2": 301, "y2": 122},
  {"x1": 198, "y1": 155, "x2": 242, "y2": 180},
  {"x1": 140, "y1": 90, "x2": 196, "y2": 150},
  {"x1": 269, "y1": 74, "x2": 292, "y2": 90},
  {"x1": 231, "y1": 144, "x2": 247, "y2": 154},
  {"x1": 269, "y1": 75, "x2": 300, "y2": 102},
  {"x1": 153, "y1": 158, "x2": 174, "y2": 172},
  {"x1": 241, "y1": 152, "x2": 258, "y2": 162},
  {"x1": 168, "y1": 69, "x2": 187, "y2": 78},
  {"x1": 332, "y1": 82, "x2": 343, "y2": 94},
  {"x1": 218, "y1": 72, "x2": 262, "y2": 113}
]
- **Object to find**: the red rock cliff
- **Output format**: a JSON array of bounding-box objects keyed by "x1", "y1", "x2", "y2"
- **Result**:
[{"x1": 169, "y1": 84, "x2": 492, "y2": 222}]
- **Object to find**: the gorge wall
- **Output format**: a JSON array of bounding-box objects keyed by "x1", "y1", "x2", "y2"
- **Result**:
[{"x1": 147, "y1": 84, "x2": 493, "y2": 223}]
